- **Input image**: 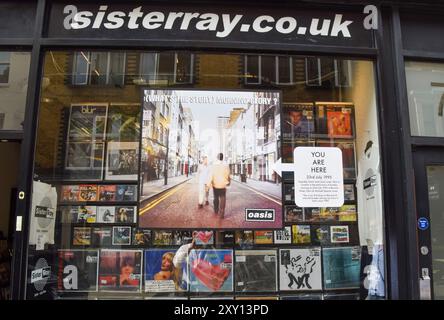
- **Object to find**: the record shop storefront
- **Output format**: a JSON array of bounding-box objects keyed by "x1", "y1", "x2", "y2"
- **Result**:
[{"x1": 2, "y1": 0, "x2": 444, "y2": 300}]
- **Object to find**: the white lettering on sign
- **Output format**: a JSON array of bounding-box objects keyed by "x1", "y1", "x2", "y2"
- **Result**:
[
  {"x1": 293, "y1": 147, "x2": 344, "y2": 207},
  {"x1": 61, "y1": 5, "x2": 379, "y2": 38}
]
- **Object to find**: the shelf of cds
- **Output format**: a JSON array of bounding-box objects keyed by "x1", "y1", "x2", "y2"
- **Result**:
[{"x1": 37, "y1": 100, "x2": 364, "y2": 300}]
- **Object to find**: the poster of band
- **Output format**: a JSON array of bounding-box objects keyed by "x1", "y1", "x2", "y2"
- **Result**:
[
  {"x1": 235, "y1": 250, "x2": 278, "y2": 292},
  {"x1": 139, "y1": 89, "x2": 282, "y2": 229},
  {"x1": 144, "y1": 249, "x2": 188, "y2": 292},
  {"x1": 279, "y1": 248, "x2": 322, "y2": 291},
  {"x1": 189, "y1": 249, "x2": 233, "y2": 293},
  {"x1": 57, "y1": 250, "x2": 99, "y2": 292}
]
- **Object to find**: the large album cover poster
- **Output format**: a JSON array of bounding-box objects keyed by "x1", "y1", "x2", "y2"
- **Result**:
[
  {"x1": 144, "y1": 249, "x2": 188, "y2": 292},
  {"x1": 279, "y1": 248, "x2": 322, "y2": 291},
  {"x1": 189, "y1": 249, "x2": 233, "y2": 292},
  {"x1": 282, "y1": 103, "x2": 315, "y2": 140},
  {"x1": 105, "y1": 142, "x2": 139, "y2": 181},
  {"x1": 235, "y1": 250, "x2": 278, "y2": 292},
  {"x1": 322, "y1": 246, "x2": 361, "y2": 290},
  {"x1": 139, "y1": 89, "x2": 282, "y2": 229},
  {"x1": 57, "y1": 250, "x2": 99, "y2": 292},
  {"x1": 98, "y1": 249, "x2": 142, "y2": 292}
]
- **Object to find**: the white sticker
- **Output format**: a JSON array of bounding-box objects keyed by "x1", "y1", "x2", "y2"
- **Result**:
[{"x1": 236, "y1": 256, "x2": 246, "y2": 263}]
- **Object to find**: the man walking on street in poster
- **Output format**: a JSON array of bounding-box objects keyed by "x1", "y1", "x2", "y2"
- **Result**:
[
  {"x1": 207, "y1": 153, "x2": 230, "y2": 218},
  {"x1": 198, "y1": 156, "x2": 210, "y2": 209}
]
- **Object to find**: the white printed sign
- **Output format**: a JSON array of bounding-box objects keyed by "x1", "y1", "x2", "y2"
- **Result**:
[{"x1": 293, "y1": 147, "x2": 344, "y2": 207}]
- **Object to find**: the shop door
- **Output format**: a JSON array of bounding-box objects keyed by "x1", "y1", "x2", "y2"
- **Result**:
[
  {"x1": 0, "y1": 141, "x2": 21, "y2": 300},
  {"x1": 413, "y1": 148, "x2": 444, "y2": 300}
]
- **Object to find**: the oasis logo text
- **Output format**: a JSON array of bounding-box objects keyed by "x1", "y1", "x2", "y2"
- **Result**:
[{"x1": 245, "y1": 209, "x2": 275, "y2": 222}]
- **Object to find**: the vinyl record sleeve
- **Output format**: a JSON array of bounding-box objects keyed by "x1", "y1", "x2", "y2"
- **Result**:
[
  {"x1": 235, "y1": 249, "x2": 278, "y2": 293},
  {"x1": 96, "y1": 206, "x2": 115, "y2": 223},
  {"x1": 144, "y1": 249, "x2": 188, "y2": 292},
  {"x1": 105, "y1": 142, "x2": 139, "y2": 181},
  {"x1": 253, "y1": 231, "x2": 273, "y2": 245},
  {"x1": 57, "y1": 249, "x2": 99, "y2": 292},
  {"x1": 153, "y1": 231, "x2": 174, "y2": 246},
  {"x1": 98, "y1": 249, "x2": 142, "y2": 292},
  {"x1": 61, "y1": 185, "x2": 80, "y2": 202},
  {"x1": 112, "y1": 226, "x2": 132, "y2": 245},
  {"x1": 72, "y1": 227, "x2": 91, "y2": 246},
  {"x1": 98, "y1": 185, "x2": 117, "y2": 201},
  {"x1": 189, "y1": 249, "x2": 233, "y2": 293},
  {"x1": 274, "y1": 227, "x2": 292, "y2": 244},
  {"x1": 193, "y1": 231, "x2": 215, "y2": 246},
  {"x1": 322, "y1": 246, "x2": 361, "y2": 290},
  {"x1": 279, "y1": 248, "x2": 322, "y2": 291},
  {"x1": 115, "y1": 206, "x2": 137, "y2": 223}
]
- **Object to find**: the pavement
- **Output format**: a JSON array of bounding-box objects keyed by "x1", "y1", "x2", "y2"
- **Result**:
[
  {"x1": 138, "y1": 176, "x2": 283, "y2": 229},
  {"x1": 140, "y1": 175, "x2": 191, "y2": 201}
]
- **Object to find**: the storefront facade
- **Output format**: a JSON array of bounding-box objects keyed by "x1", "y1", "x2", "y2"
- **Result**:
[{"x1": 0, "y1": 0, "x2": 443, "y2": 300}]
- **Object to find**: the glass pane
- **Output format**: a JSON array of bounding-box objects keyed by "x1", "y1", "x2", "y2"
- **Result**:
[
  {"x1": 426, "y1": 166, "x2": 444, "y2": 299},
  {"x1": 90, "y1": 52, "x2": 109, "y2": 85},
  {"x1": 109, "y1": 52, "x2": 125, "y2": 86},
  {"x1": 140, "y1": 53, "x2": 157, "y2": 82},
  {"x1": 0, "y1": 51, "x2": 31, "y2": 130},
  {"x1": 261, "y1": 55, "x2": 276, "y2": 84},
  {"x1": 175, "y1": 53, "x2": 192, "y2": 84},
  {"x1": 72, "y1": 52, "x2": 89, "y2": 85},
  {"x1": 278, "y1": 56, "x2": 292, "y2": 84},
  {"x1": 406, "y1": 61, "x2": 444, "y2": 137},
  {"x1": 28, "y1": 51, "x2": 384, "y2": 300},
  {"x1": 245, "y1": 55, "x2": 260, "y2": 84},
  {"x1": 157, "y1": 52, "x2": 175, "y2": 83}
]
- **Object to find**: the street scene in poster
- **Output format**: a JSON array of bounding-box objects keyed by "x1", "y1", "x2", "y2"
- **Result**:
[{"x1": 139, "y1": 89, "x2": 282, "y2": 229}]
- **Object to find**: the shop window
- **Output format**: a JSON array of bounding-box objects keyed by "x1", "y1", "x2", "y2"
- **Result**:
[
  {"x1": 277, "y1": 56, "x2": 293, "y2": 85},
  {"x1": 244, "y1": 55, "x2": 293, "y2": 85},
  {"x1": 72, "y1": 51, "x2": 126, "y2": 86},
  {"x1": 29, "y1": 51, "x2": 385, "y2": 300},
  {"x1": 405, "y1": 61, "x2": 444, "y2": 137},
  {"x1": 305, "y1": 57, "x2": 322, "y2": 86},
  {"x1": 139, "y1": 52, "x2": 194, "y2": 85},
  {"x1": 0, "y1": 51, "x2": 31, "y2": 130},
  {"x1": 305, "y1": 57, "x2": 351, "y2": 88},
  {"x1": 335, "y1": 59, "x2": 353, "y2": 87}
]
